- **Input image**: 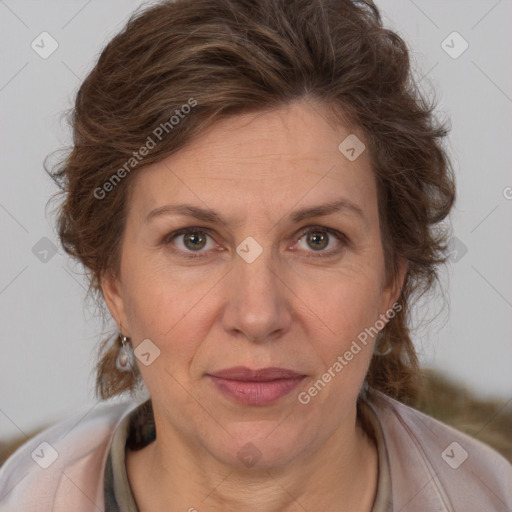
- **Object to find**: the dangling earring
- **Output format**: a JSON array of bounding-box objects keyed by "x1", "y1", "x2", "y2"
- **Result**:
[
  {"x1": 359, "y1": 379, "x2": 370, "y2": 400},
  {"x1": 116, "y1": 334, "x2": 132, "y2": 371},
  {"x1": 374, "y1": 331, "x2": 392, "y2": 356}
]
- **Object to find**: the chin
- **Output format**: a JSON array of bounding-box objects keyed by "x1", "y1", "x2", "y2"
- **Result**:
[{"x1": 209, "y1": 424, "x2": 307, "y2": 470}]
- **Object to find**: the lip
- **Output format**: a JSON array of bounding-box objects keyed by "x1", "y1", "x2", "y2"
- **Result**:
[
  {"x1": 207, "y1": 367, "x2": 306, "y2": 405},
  {"x1": 209, "y1": 366, "x2": 304, "y2": 381}
]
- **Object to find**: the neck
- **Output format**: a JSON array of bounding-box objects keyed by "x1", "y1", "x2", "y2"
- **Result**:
[{"x1": 126, "y1": 407, "x2": 378, "y2": 512}]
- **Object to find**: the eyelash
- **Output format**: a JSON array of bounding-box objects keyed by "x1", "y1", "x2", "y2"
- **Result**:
[{"x1": 161, "y1": 226, "x2": 350, "y2": 259}]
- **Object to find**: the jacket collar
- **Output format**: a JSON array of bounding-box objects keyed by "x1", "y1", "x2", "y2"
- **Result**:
[{"x1": 365, "y1": 390, "x2": 456, "y2": 511}]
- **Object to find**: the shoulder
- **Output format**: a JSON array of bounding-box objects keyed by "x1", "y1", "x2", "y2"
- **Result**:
[
  {"x1": 0, "y1": 399, "x2": 140, "y2": 512},
  {"x1": 366, "y1": 389, "x2": 512, "y2": 511}
]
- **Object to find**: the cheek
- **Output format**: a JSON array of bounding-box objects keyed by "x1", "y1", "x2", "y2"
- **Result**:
[
  {"x1": 120, "y1": 248, "x2": 196, "y2": 333},
  {"x1": 336, "y1": 280, "x2": 383, "y2": 334},
  {"x1": 299, "y1": 266, "x2": 384, "y2": 380},
  {"x1": 303, "y1": 262, "x2": 385, "y2": 334},
  {"x1": 120, "y1": 257, "x2": 214, "y2": 374}
]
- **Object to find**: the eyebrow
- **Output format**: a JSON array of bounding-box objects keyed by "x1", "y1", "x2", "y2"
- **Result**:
[{"x1": 144, "y1": 198, "x2": 366, "y2": 226}]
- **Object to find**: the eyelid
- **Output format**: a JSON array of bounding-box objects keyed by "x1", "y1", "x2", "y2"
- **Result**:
[{"x1": 162, "y1": 226, "x2": 215, "y2": 244}]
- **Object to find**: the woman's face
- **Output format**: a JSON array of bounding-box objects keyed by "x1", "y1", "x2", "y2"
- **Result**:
[{"x1": 103, "y1": 100, "x2": 406, "y2": 469}]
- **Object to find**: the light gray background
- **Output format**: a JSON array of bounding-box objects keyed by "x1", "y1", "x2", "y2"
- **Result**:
[{"x1": 1, "y1": 0, "x2": 511, "y2": 441}]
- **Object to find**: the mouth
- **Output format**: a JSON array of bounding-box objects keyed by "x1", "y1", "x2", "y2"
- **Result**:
[{"x1": 206, "y1": 367, "x2": 306, "y2": 405}]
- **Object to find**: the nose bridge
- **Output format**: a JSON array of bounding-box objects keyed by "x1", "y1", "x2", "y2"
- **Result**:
[
  {"x1": 237, "y1": 239, "x2": 277, "y2": 293},
  {"x1": 222, "y1": 236, "x2": 291, "y2": 341}
]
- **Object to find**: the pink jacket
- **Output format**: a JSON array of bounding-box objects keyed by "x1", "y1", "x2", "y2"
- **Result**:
[{"x1": 1, "y1": 390, "x2": 511, "y2": 511}]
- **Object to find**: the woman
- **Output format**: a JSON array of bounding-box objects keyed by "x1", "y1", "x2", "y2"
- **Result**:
[{"x1": 1, "y1": 0, "x2": 510, "y2": 510}]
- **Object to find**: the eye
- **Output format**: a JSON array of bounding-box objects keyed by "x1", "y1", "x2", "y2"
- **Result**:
[
  {"x1": 162, "y1": 226, "x2": 349, "y2": 259},
  {"x1": 164, "y1": 228, "x2": 217, "y2": 258},
  {"x1": 294, "y1": 226, "x2": 348, "y2": 257}
]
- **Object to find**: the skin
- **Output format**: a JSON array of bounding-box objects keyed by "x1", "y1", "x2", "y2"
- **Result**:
[{"x1": 102, "y1": 99, "x2": 407, "y2": 512}]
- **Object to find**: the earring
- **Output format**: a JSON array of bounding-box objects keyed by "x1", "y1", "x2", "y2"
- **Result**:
[
  {"x1": 373, "y1": 331, "x2": 392, "y2": 356},
  {"x1": 359, "y1": 379, "x2": 370, "y2": 400},
  {"x1": 116, "y1": 334, "x2": 132, "y2": 371}
]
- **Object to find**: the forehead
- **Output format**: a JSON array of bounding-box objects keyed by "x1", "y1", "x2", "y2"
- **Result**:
[{"x1": 127, "y1": 101, "x2": 377, "y2": 226}]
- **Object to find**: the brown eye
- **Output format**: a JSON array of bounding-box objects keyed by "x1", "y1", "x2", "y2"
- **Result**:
[
  {"x1": 305, "y1": 230, "x2": 329, "y2": 251},
  {"x1": 165, "y1": 229, "x2": 216, "y2": 257},
  {"x1": 182, "y1": 231, "x2": 207, "y2": 251},
  {"x1": 295, "y1": 226, "x2": 348, "y2": 257}
]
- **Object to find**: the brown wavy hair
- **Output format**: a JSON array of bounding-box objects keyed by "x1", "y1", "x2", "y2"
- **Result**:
[{"x1": 46, "y1": 0, "x2": 455, "y2": 404}]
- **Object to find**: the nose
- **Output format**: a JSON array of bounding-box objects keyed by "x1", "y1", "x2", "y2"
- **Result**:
[{"x1": 221, "y1": 244, "x2": 293, "y2": 343}]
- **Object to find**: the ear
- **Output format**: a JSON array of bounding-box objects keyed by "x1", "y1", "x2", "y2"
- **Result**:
[
  {"x1": 382, "y1": 255, "x2": 408, "y2": 311},
  {"x1": 101, "y1": 270, "x2": 130, "y2": 335}
]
